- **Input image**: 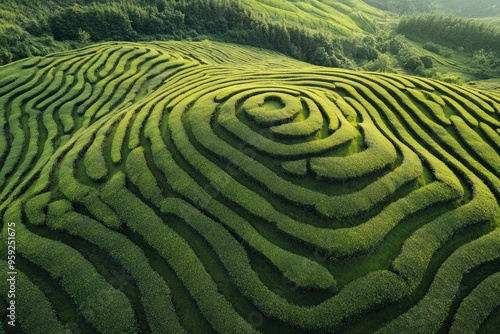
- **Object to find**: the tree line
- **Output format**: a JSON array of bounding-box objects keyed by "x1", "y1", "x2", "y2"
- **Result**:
[{"x1": 0, "y1": 0, "x2": 439, "y2": 76}]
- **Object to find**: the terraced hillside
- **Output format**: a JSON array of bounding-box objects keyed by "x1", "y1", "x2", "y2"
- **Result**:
[
  {"x1": 0, "y1": 41, "x2": 499, "y2": 333},
  {"x1": 238, "y1": 0, "x2": 386, "y2": 33}
]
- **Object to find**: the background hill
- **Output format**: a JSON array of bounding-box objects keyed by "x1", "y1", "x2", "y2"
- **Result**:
[
  {"x1": 432, "y1": 0, "x2": 500, "y2": 18},
  {"x1": 0, "y1": 0, "x2": 386, "y2": 65},
  {"x1": 0, "y1": 0, "x2": 499, "y2": 88},
  {"x1": 238, "y1": 0, "x2": 386, "y2": 33}
]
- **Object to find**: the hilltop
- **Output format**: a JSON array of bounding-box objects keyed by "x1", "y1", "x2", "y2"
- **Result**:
[{"x1": 0, "y1": 41, "x2": 499, "y2": 334}]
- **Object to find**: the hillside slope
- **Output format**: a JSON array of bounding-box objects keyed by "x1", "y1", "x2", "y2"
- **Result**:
[
  {"x1": 238, "y1": 0, "x2": 386, "y2": 33},
  {"x1": 0, "y1": 0, "x2": 387, "y2": 65},
  {"x1": 432, "y1": 0, "x2": 500, "y2": 18},
  {"x1": 0, "y1": 41, "x2": 499, "y2": 333}
]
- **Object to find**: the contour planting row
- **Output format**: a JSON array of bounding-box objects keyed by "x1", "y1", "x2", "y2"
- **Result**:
[
  {"x1": 160, "y1": 69, "x2": 464, "y2": 249},
  {"x1": 121, "y1": 142, "x2": 409, "y2": 331},
  {"x1": 0, "y1": 42, "x2": 192, "y2": 214},
  {"x1": 0, "y1": 258, "x2": 68, "y2": 334},
  {"x1": 1, "y1": 41, "x2": 498, "y2": 333},
  {"x1": 3, "y1": 202, "x2": 138, "y2": 334}
]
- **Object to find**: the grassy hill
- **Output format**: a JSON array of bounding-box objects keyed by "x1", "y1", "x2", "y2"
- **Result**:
[
  {"x1": 2, "y1": 0, "x2": 499, "y2": 85},
  {"x1": 238, "y1": 0, "x2": 387, "y2": 33},
  {"x1": 479, "y1": 15, "x2": 500, "y2": 28},
  {"x1": 0, "y1": 0, "x2": 387, "y2": 65},
  {"x1": 0, "y1": 41, "x2": 499, "y2": 333},
  {"x1": 432, "y1": 0, "x2": 500, "y2": 18}
]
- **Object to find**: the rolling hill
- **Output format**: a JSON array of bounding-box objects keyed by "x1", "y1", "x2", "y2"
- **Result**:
[
  {"x1": 432, "y1": 0, "x2": 500, "y2": 18},
  {"x1": 0, "y1": 41, "x2": 499, "y2": 333},
  {"x1": 238, "y1": 0, "x2": 387, "y2": 33}
]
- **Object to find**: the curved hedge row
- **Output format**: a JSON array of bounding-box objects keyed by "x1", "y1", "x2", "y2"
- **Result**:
[
  {"x1": 379, "y1": 230, "x2": 500, "y2": 333},
  {"x1": 4, "y1": 202, "x2": 138, "y2": 334},
  {"x1": 310, "y1": 123, "x2": 398, "y2": 180},
  {"x1": 1, "y1": 41, "x2": 498, "y2": 333},
  {"x1": 450, "y1": 272, "x2": 500, "y2": 334},
  {"x1": 46, "y1": 200, "x2": 184, "y2": 334},
  {"x1": 0, "y1": 260, "x2": 69, "y2": 334}
]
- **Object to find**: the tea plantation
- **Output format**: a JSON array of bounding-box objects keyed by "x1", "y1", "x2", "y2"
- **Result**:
[{"x1": 0, "y1": 41, "x2": 499, "y2": 333}]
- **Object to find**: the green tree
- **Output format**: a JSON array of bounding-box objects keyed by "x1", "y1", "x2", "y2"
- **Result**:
[
  {"x1": 310, "y1": 47, "x2": 332, "y2": 67},
  {"x1": 420, "y1": 55, "x2": 433, "y2": 68},
  {"x1": 364, "y1": 53, "x2": 397, "y2": 72},
  {"x1": 0, "y1": 49, "x2": 13, "y2": 65},
  {"x1": 78, "y1": 28, "x2": 91, "y2": 45}
]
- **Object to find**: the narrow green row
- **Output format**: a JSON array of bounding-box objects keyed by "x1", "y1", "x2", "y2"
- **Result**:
[
  {"x1": 4, "y1": 202, "x2": 138, "y2": 334},
  {"x1": 57, "y1": 129, "x2": 121, "y2": 229},
  {"x1": 450, "y1": 271, "x2": 500, "y2": 334},
  {"x1": 380, "y1": 229, "x2": 500, "y2": 333},
  {"x1": 310, "y1": 123, "x2": 398, "y2": 180},
  {"x1": 0, "y1": 260, "x2": 68, "y2": 334},
  {"x1": 100, "y1": 172, "x2": 258, "y2": 334},
  {"x1": 270, "y1": 97, "x2": 325, "y2": 138},
  {"x1": 46, "y1": 199, "x2": 185, "y2": 334},
  {"x1": 451, "y1": 116, "x2": 500, "y2": 175},
  {"x1": 243, "y1": 92, "x2": 303, "y2": 126}
]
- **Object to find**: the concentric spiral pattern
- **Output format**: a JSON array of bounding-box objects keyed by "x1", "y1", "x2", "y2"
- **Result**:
[{"x1": 1, "y1": 41, "x2": 499, "y2": 334}]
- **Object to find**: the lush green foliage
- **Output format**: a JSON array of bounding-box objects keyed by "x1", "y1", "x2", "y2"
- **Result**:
[
  {"x1": 0, "y1": 0, "x2": 385, "y2": 68},
  {"x1": 397, "y1": 13, "x2": 500, "y2": 54},
  {"x1": 0, "y1": 41, "x2": 498, "y2": 333}
]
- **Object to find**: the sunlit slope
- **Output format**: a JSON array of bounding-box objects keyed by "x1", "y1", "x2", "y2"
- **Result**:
[
  {"x1": 0, "y1": 41, "x2": 499, "y2": 334},
  {"x1": 240, "y1": 0, "x2": 387, "y2": 34},
  {"x1": 479, "y1": 15, "x2": 500, "y2": 28},
  {"x1": 433, "y1": 0, "x2": 500, "y2": 18}
]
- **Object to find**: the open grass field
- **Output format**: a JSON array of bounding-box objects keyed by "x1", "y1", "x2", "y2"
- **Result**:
[{"x1": 0, "y1": 41, "x2": 499, "y2": 333}]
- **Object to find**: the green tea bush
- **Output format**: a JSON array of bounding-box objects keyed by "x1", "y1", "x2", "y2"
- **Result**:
[
  {"x1": 0, "y1": 260, "x2": 69, "y2": 334},
  {"x1": 270, "y1": 98, "x2": 323, "y2": 138},
  {"x1": 84, "y1": 124, "x2": 112, "y2": 182},
  {"x1": 46, "y1": 200, "x2": 184, "y2": 334},
  {"x1": 480, "y1": 122, "x2": 500, "y2": 149},
  {"x1": 311, "y1": 123, "x2": 397, "y2": 180},
  {"x1": 4, "y1": 202, "x2": 138, "y2": 334},
  {"x1": 101, "y1": 172, "x2": 258, "y2": 334},
  {"x1": 450, "y1": 272, "x2": 500, "y2": 334},
  {"x1": 281, "y1": 159, "x2": 308, "y2": 176},
  {"x1": 243, "y1": 92, "x2": 302, "y2": 126},
  {"x1": 25, "y1": 192, "x2": 52, "y2": 226},
  {"x1": 451, "y1": 116, "x2": 500, "y2": 174}
]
